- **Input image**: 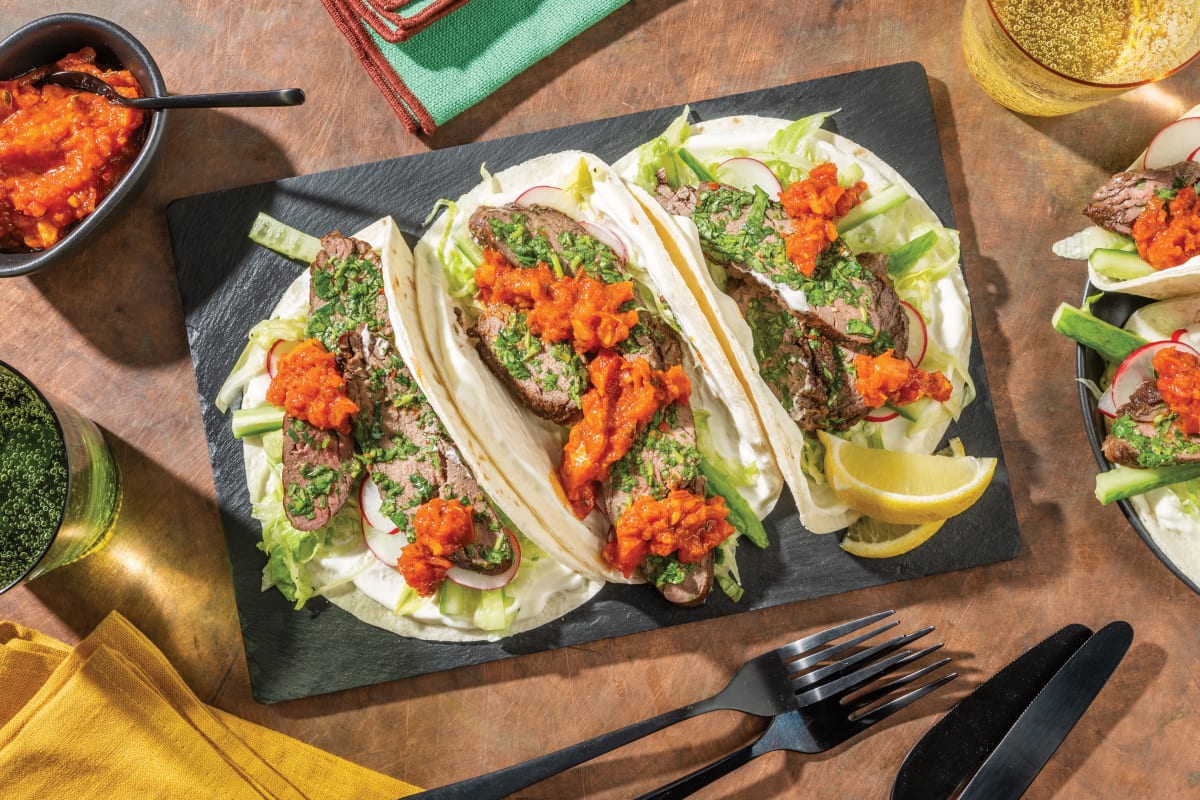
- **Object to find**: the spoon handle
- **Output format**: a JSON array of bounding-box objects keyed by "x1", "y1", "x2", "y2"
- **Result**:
[{"x1": 126, "y1": 88, "x2": 305, "y2": 109}]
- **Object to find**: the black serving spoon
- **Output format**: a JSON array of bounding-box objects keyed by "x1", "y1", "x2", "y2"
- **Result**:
[{"x1": 35, "y1": 71, "x2": 304, "y2": 109}]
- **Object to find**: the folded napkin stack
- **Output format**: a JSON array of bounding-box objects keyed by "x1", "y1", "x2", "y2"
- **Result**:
[
  {"x1": 320, "y1": 0, "x2": 631, "y2": 134},
  {"x1": 0, "y1": 611, "x2": 420, "y2": 799}
]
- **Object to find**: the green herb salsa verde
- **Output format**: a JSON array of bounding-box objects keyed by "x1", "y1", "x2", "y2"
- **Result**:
[{"x1": 0, "y1": 367, "x2": 68, "y2": 589}]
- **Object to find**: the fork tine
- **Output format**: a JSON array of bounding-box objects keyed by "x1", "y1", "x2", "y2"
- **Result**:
[
  {"x1": 792, "y1": 625, "x2": 935, "y2": 693},
  {"x1": 844, "y1": 648, "x2": 951, "y2": 711},
  {"x1": 850, "y1": 669, "x2": 958, "y2": 727},
  {"x1": 788, "y1": 620, "x2": 901, "y2": 674},
  {"x1": 773, "y1": 610, "x2": 895, "y2": 662}
]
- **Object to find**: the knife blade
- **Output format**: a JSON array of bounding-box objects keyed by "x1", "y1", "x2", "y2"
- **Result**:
[
  {"x1": 955, "y1": 620, "x2": 1133, "y2": 799},
  {"x1": 891, "y1": 623, "x2": 1094, "y2": 800}
]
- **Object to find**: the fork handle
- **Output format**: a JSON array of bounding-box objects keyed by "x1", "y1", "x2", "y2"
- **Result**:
[
  {"x1": 409, "y1": 701, "x2": 709, "y2": 799},
  {"x1": 634, "y1": 742, "x2": 758, "y2": 800}
]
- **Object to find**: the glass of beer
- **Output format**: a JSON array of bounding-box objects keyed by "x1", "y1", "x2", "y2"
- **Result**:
[
  {"x1": 0, "y1": 362, "x2": 122, "y2": 593},
  {"x1": 963, "y1": 0, "x2": 1200, "y2": 116}
]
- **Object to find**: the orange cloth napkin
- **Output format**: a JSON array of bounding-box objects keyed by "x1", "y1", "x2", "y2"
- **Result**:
[{"x1": 0, "y1": 612, "x2": 421, "y2": 799}]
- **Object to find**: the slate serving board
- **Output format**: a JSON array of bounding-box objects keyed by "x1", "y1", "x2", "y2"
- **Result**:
[{"x1": 168, "y1": 61, "x2": 1021, "y2": 704}]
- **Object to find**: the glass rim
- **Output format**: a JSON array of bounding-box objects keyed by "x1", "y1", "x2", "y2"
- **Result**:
[
  {"x1": 0, "y1": 360, "x2": 70, "y2": 593},
  {"x1": 984, "y1": 0, "x2": 1200, "y2": 90}
]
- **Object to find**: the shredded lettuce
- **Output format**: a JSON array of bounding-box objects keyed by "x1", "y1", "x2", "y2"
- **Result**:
[
  {"x1": 633, "y1": 106, "x2": 696, "y2": 191},
  {"x1": 215, "y1": 315, "x2": 308, "y2": 413},
  {"x1": 429, "y1": 199, "x2": 482, "y2": 299},
  {"x1": 563, "y1": 156, "x2": 595, "y2": 207}
]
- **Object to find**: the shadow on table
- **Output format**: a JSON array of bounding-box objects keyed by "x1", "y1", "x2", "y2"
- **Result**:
[
  {"x1": 25, "y1": 110, "x2": 297, "y2": 369},
  {"x1": 26, "y1": 426, "x2": 239, "y2": 696}
]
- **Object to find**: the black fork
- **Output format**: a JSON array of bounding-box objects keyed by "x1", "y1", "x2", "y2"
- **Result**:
[
  {"x1": 635, "y1": 631, "x2": 957, "y2": 799},
  {"x1": 407, "y1": 610, "x2": 902, "y2": 799}
]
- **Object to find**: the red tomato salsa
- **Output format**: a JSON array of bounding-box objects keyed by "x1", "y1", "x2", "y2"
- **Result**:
[
  {"x1": 398, "y1": 498, "x2": 476, "y2": 597},
  {"x1": 603, "y1": 489, "x2": 735, "y2": 577},
  {"x1": 1131, "y1": 185, "x2": 1200, "y2": 270},
  {"x1": 266, "y1": 339, "x2": 359, "y2": 434},
  {"x1": 0, "y1": 48, "x2": 147, "y2": 252},
  {"x1": 853, "y1": 349, "x2": 952, "y2": 409},
  {"x1": 1154, "y1": 346, "x2": 1200, "y2": 435},
  {"x1": 778, "y1": 162, "x2": 867, "y2": 277}
]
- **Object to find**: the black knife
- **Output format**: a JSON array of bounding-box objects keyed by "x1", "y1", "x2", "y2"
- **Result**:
[
  {"x1": 955, "y1": 620, "x2": 1133, "y2": 799},
  {"x1": 891, "y1": 623, "x2": 1094, "y2": 800}
]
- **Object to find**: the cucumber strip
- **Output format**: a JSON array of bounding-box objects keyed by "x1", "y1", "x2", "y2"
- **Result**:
[
  {"x1": 231, "y1": 405, "x2": 285, "y2": 438},
  {"x1": 249, "y1": 212, "x2": 322, "y2": 264},
  {"x1": 438, "y1": 581, "x2": 477, "y2": 617},
  {"x1": 1095, "y1": 463, "x2": 1200, "y2": 504},
  {"x1": 678, "y1": 147, "x2": 717, "y2": 183},
  {"x1": 887, "y1": 231, "x2": 938, "y2": 279},
  {"x1": 1052, "y1": 303, "x2": 1148, "y2": 363},
  {"x1": 474, "y1": 587, "x2": 509, "y2": 631},
  {"x1": 392, "y1": 584, "x2": 425, "y2": 615},
  {"x1": 837, "y1": 185, "x2": 909, "y2": 233},
  {"x1": 700, "y1": 457, "x2": 769, "y2": 548},
  {"x1": 1089, "y1": 248, "x2": 1155, "y2": 281}
]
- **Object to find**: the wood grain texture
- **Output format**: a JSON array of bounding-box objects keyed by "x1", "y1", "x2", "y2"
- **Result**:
[{"x1": 2, "y1": 1, "x2": 1199, "y2": 797}]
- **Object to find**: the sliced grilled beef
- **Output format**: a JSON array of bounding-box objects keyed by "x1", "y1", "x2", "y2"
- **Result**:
[
  {"x1": 652, "y1": 173, "x2": 905, "y2": 355},
  {"x1": 469, "y1": 304, "x2": 586, "y2": 425},
  {"x1": 619, "y1": 314, "x2": 682, "y2": 370},
  {"x1": 1101, "y1": 380, "x2": 1200, "y2": 468},
  {"x1": 656, "y1": 553, "x2": 714, "y2": 607},
  {"x1": 280, "y1": 416, "x2": 357, "y2": 531},
  {"x1": 1083, "y1": 161, "x2": 1200, "y2": 236},
  {"x1": 469, "y1": 203, "x2": 627, "y2": 282},
  {"x1": 598, "y1": 403, "x2": 704, "y2": 522},
  {"x1": 728, "y1": 277, "x2": 869, "y2": 431},
  {"x1": 277, "y1": 232, "x2": 379, "y2": 531},
  {"x1": 337, "y1": 327, "x2": 511, "y2": 570}
]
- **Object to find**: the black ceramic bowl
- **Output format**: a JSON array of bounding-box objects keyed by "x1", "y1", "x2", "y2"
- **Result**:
[
  {"x1": 1076, "y1": 285, "x2": 1200, "y2": 595},
  {"x1": 0, "y1": 13, "x2": 168, "y2": 278}
]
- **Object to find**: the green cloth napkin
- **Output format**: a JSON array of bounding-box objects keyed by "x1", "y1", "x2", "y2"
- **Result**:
[{"x1": 321, "y1": 0, "x2": 631, "y2": 134}]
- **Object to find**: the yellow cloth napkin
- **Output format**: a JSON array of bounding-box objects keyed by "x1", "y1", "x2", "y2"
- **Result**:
[{"x1": 0, "y1": 612, "x2": 421, "y2": 799}]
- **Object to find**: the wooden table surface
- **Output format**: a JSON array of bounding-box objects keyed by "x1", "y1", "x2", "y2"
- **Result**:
[{"x1": 3, "y1": 2, "x2": 1199, "y2": 797}]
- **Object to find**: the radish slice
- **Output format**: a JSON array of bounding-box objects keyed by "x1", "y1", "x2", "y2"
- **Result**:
[
  {"x1": 715, "y1": 157, "x2": 783, "y2": 197},
  {"x1": 1190, "y1": 145, "x2": 1200, "y2": 163},
  {"x1": 515, "y1": 185, "x2": 566, "y2": 208},
  {"x1": 359, "y1": 477, "x2": 395, "y2": 533},
  {"x1": 265, "y1": 339, "x2": 300, "y2": 379},
  {"x1": 362, "y1": 517, "x2": 404, "y2": 567},
  {"x1": 1143, "y1": 117, "x2": 1200, "y2": 169},
  {"x1": 1106, "y1": 339, "x2": 1200, "y2": 413},
  {"x1": 899, "y1": 300, "x2": 928, "y2": 366},
  {"x1": 865, "y1": 409, "x2": 900, "y2": 423},
  {"x1": 447, "y1": 531, "x2": 521, "y2": 591},
  {"x1": 580, "y1": 220, "x2": 628, "y2": 261},
  {"x1": 1173, "y1": 328, "x2": 1189, "y2": 342}
]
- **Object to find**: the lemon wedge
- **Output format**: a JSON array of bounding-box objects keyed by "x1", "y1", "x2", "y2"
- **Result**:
[
  {"x1": 841, "y1": 517, "x2": 947, "y2": 558},
  {"x1": 818, "y1": 431, "x2": 997, "y2": 524}
]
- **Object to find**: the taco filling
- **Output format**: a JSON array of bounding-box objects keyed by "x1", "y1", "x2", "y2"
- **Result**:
[
  {"x1": 651, "y1": 164, "x2": 951, "y2": 432},
  {"x1": 281, "y1": 233, "x2": 515, "y2": 596},
  {"x1": 1103, "y1": 345, "x2": 1200, "y2": 469},
  {"x1": 464, "y1": 202, "x2": 735, "y2": 605},
  {"x1": 1083, "y1": 160, "x2": 1200, "y2": 270}
]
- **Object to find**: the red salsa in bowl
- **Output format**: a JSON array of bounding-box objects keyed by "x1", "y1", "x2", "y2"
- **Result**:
[{"x1": 0, "y1": 47, "x2": 147, "y2": 252}]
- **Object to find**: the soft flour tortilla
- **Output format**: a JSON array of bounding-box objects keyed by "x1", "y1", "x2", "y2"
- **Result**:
[
  {"x1": 614, "y1": 115, "x2": 974, "y2": 534},
  {"x1": 241, "y1": 218, "x2": 602, "y2": 642},
  {"x1": 397, "y1": 151, "x2": 783, "y2": 584},
  {"x1": 1115, "y1": 295, "x2": 1200, "y2": 582}
]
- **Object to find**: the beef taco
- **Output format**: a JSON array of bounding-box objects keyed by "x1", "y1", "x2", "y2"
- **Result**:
[
  {"x1": 1053, "y1": 105, "x2": 1200, "y2": 299},
  {"x1": 219, "y1": 217, "x2": 602, "y2": 642},
  {"x1": 398, "y1": 151, "x2": 783, "y2": 606},
  {"x1": 614, "y1": 112, "x2": 975, "y2": 534}
]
